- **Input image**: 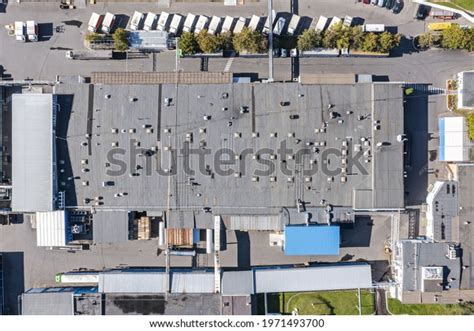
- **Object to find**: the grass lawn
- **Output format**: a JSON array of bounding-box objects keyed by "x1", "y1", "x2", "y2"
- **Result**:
[
  {"x1": 388, "y1": 299, "x2": 474, "y2": 315},
  {"x1": 257, "y1": 290, "x2": 375, "y2": 315},
  {"x1": 435, "y1": 0, "x2": 474, "y2": 11}
]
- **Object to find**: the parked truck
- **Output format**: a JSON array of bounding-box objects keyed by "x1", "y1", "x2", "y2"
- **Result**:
[
  {"x1": 273, "y1": 17, "x2": 286, "y2": 36},
  {"x1": 427, "y1": 22, "x2": 458, "y2": 31},
  {"x1": 87, "y1": 12, "x2": 103, "y2": 33},
  {"x1": 233, "y1": 17, "x2": 246, "y2": 34},
  {"x1": 262, "y1": 10, "x2": 277, "y2": 34},
  {"x1": 183, "y1": 13, "x2": 197, "y2": 33},
  {"x1": 194, "y1": 15, "x2": 209, "y2": 34},
  {"x1": 26, "y1": 20, "x2": 38, "y2": 42},
  {"x1": 129, "y1": 11, "x2": 144, "y2": 31},
  {"x1": 101, "y1": 12, "x2": 115, "y2": 34},
  {"x1": 144, "y1": 12, "x2": 158, "y2": 31},
  {"x1": 208, "y1": 16, "x2": 221, "y2": 35},
  {"x1": 315, "y1": 16, "x2": 329, "y2": 32},
  {"x1": 221, "y1": 16, "x2": 234, "y2": 33},
  {"x1": 248, "y1": 15, "x2": 261, "y2": 32},
  {"x1": 14, "y1": 21, "x2": 26, "y2": 42},
  {"x1": 363, "y1": 24, "x2": 385, "y2": 33},
  {"x1": 169, "y1": 14, "x2": 183, "y2": 34},
  {"x1": 287, "y1": 14, "x2": 301, "y2": 35},
  {"x1": 157, "y1": 11, "x2": 171, "y2": 31},
  {"x1": 65, "y1": 50, "x2": 113, "y2": 60},
  {"x1": 343, "y1": 15, "x2": 353, "y2": 27},
  {"x1": 328, "y1": 16, "x2": 342, "y2": 30}
]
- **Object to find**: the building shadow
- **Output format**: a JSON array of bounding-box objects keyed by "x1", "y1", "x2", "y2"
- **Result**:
[
  {"x1": 340, "y1": 216, "x2": 373, "y2": 248},
  {"x1": 2, "y1": 252, "x2": 24, "y2": 315},
  {"x1": 403, "y1": 86, "x2": 429, "y2": 205},
  {"x1": 56, "y1": 94, "x2": 78, "y2": 207},
  {"x1": 235, "y1": 231, "x2": 251, "y2": 269}
]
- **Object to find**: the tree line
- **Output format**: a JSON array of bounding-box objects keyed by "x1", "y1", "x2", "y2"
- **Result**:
[{"x1": 418, "y1": 25, "x2": 473, "y2": 51}]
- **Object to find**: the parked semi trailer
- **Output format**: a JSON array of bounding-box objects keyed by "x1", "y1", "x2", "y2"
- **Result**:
[
  {"x1": 26, "y1": 20, "x2": 38, "y2": 42},
  {"x1": 287, "y1": 14, "x2": 301, "y2": 35},
  {"x1": 157, "y1": 11, "x2": 171, "y2": 31},
  {"x1": 194, "y1": 15, "x2": 209, "y2": 34},
  {"x1": 208, "y1": 16, "x2": 221, "y2": 35},
  {"x1": 183, "y1": 13, "x2": 197, "y2": 33},
  {"x1": 87, "y1": 12, "x2": 103, "y2": 32},
  {"x1": 144, "y1": 12, "x2": 158, "y2": 31}
]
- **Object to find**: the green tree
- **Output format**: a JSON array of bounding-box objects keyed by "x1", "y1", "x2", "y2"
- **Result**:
[
  {"x1": 232, "y1": 27, "x2": 267, "y2": 54},
  {"x1": 85, "y1": 32, "x2": 102, "y2": 42},
  {"x1": 218, "y1": 31, "x2": 233, "y2": 51},
  {"x1": 179, "y1": 32, "x2": 199, "y2": 55},
  {"x1": 322, "y1": 22, "x2": 343, "y2": 49},
  {"x1": 297, "y1": 29, "x2": 322, "y2": 51},
  {"x1": 417, "y1": 32, "x2": 434, "y2": 49},
  {"x1": 378, "y1": 32, "x2": 401, "y2": 53},
  {"x1": 441, "y1": 24, "x2": 468, "y2": 49},
  {"x1": 112, "y1": 28, "x2": 129, "y2": 51},
  {"x1": 350, "y1": 26, "x2": 365, "y2": 50},
  {"x1": 361, "y1": 33, "x2": 379, "y2": 52},
  {"x1": 196, "y1": 30, "x2": 221, "y2": 53}
]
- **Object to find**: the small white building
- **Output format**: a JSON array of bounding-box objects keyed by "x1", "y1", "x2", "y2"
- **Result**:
[
  {"x1": 426, "y1": 181, "x2": 458, "y2": 242},
  {"x1": 438, "y1": 116, "x2": 473, "y2": 162}
]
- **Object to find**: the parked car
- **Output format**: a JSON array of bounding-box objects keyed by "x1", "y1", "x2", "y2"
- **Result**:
[
  {"x1": 377, "y1": 0, "x2": 386, "y2": 7},
  {"x1": 415, "y1": 4, "x2": 430, "y2": 20},
  {"x1": 281, "y1": 48, "x2": 288, "y2": 57},
  {"x1": 385, "y1": 0, "x2": 395, "y2": 9},
  {"x1": 392, "y1": 0, "x2": 404, "y2": 14},
  {"x1": 272, "y1": 48, "x2": 281, "y2": 57}
]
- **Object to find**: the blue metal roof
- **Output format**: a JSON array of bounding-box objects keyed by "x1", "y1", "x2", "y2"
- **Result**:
[{"x1": 284, "y1": 225, "x2": 340, "y2": 256}]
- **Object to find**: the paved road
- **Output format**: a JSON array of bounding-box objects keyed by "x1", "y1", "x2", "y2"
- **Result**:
[{"x1": 376, "y1": 289, "x2": 390, "y2": 315}]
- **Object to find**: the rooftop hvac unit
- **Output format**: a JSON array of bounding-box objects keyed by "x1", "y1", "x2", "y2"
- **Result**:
[{"x1": 448, "y1": 245, "x2": 458, "y2": 260}]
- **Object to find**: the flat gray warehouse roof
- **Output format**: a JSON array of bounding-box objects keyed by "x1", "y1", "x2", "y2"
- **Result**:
[
  {"x1": 54, "y1": 81, "x2": 405, "y2": 220},
  {"x1": 21, "y1": 292, "x2": 73, "y2": 315}
]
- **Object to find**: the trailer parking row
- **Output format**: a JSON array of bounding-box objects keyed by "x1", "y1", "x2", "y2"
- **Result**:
[{"x1": 87, "y1": 11, "x2": 388, "y2": 37}]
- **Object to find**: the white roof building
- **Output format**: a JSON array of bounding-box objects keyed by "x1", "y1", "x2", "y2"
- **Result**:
[
  {"x1": 12, "y1": 94, "x2": 57, "y2": 212},
  {"x1": 36, "y1": 210, "x2": 70, "y2": 247},
  {"x1": 457, "y1": 71, "x2": 474, "y2": 109},
  {"x1": 438, "y1": 116, "x2": 473, "y2": 162}
]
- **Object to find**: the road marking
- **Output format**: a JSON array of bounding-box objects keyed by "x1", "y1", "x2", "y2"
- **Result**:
[{"x1": 224, "y1": 57, "x2": 234, "y2": 72}]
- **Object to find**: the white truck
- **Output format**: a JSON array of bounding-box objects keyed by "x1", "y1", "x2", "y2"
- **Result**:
[
  {"x1": 287, "y1": 14, "x2": 301, "y2": 36},
  {"x1": 101, "y1": 12, "x2": 115, "y2": 34},
  {"x1": 328, "y1": 16, "x2": 342, "y2": 30},
  {"x1": 208, "y1": 16, "x2": 221, "y2": 35},
  {"x1": 87, "y1": 12, "x2": 103, "y2": 33},
  {"x1": 248, "y1": 15, "x2": 261, "y2": 32},
  {"x1": 273, "y1": 17, "x2": 286, "y2": 36},
  {"x1": 26, "y1": 20, "x2": 38, "y2": 42},
  {"x1": 262, "y1": 10, "x2": 277, "y2": 34},
  {"x1": 14, "y1": 21, "x2": 26, "y2": 42},
  {"x1": 169, "y1": 14, "x2": 183, "y2": 34},
  {"x1": 315, "y1": 16, "x2": 329, "y2": 32},
  {"x1": 221, "y1": 16, "x2": 234, "y2": 33},
  {"x1": 343, "y1": 15, "x2": 353, "y2": 27},
  {"x1": 129, "y1": 11, "x2": 144, "y2": 31},
  {"x1": 233, "y1": 17, "x2": 246, "y2": 34},
  {"x1": 363, "y1": 24, "x2": 385, "y2": 33},
  {"x1": 183, "y1": 13, "x2": 197, "y2": 33},
  {"x1": 157, "y1": 11, "x2": 171, "y2": 31},
  {"x1": 66, "y1": 50, "x2": 113, "y2": 60},
  {"x1": 194, "y1": 15, "x2": 209, "y2": 34},
  {"x1": 144, "y1": 12, "x2": 158, "y2": 31}
]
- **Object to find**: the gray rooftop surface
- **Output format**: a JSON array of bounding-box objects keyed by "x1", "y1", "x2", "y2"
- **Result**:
[
  {"x1": 92, "y1": 211, "x2": 130, "y2": 244},
  {"x1": 55, "y1": 81, "x2": 405, "y2": 223},
  {"x1": 457, "y1": 164, "x2": 474, "y2": 290},
  {"x1": 21, "y1": 292, "x2": 74, "y2": 315},
  {"x1": 399, "y1": 240, "x2": 460, "y2": 292}
]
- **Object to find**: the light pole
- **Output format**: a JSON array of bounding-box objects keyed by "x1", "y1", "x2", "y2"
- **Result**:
[{"x1": 267, "y1": 0, "x2": 274, "y2": 82}]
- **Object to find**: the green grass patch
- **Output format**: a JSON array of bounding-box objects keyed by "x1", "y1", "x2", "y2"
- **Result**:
[
  {"x1": 434, "y1": 0, "x2": 474, "y2": 11},
  {"x1": 388, "y1": 298, "x2": 474, "y2": 315},
  {"x1": 467, "y1": 112, "x2": 474, "y2": 141},
  {"x1": 257, "y1": 290, "x2": 375, "y2": 315}
]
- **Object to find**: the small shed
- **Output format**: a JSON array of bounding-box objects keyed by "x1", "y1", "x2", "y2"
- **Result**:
[{"x1": 284, "y1": 225, "x2": 340, "y2": 256}]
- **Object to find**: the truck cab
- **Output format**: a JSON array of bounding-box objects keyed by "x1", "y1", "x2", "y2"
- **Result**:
[
  {"x1": 14, "y1": 21, "x2": 26, "y2": 42},
  {"x1": 26, "y1": 21, "x2": 38, "y2": 42}
]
